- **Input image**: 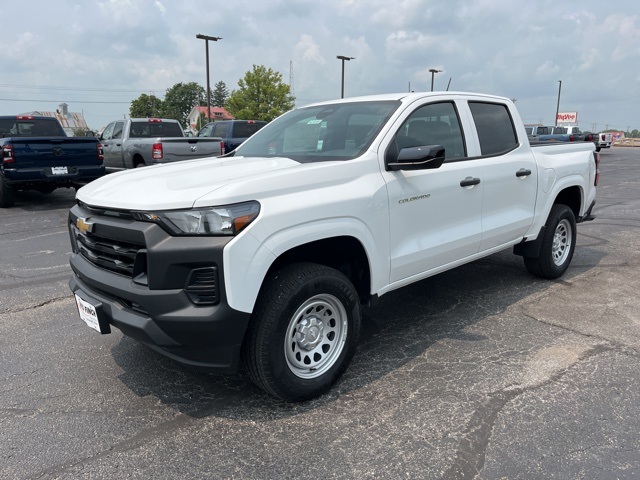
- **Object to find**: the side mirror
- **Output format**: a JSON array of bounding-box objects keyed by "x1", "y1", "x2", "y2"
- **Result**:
[{"x1": 386, "y1": 145, "x2": 445, "y2": 171}]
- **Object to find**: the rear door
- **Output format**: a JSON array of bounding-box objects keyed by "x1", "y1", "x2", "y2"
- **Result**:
[{"x1": 467, "y1": 101, "x2": 537, "y2": 252}]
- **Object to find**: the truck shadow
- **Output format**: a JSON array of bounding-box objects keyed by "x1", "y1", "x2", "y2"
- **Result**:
[
  {"x1": 111, "y1": 243, "x2": 606, "y2": 420},
  {"x1": 10, "y1": 188, "x2": 77, "y2": 212}
]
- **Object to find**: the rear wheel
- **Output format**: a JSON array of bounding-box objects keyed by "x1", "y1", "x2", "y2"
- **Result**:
[
  {"x1": 243, "y1": 263, "x2": 361, "y2": 401},
  {"x1": 524, "y1": 204, "x2": 576, "y2": 279},
  {"x1": 0, "y1": 175, "x2": 15, "y2": 208}
]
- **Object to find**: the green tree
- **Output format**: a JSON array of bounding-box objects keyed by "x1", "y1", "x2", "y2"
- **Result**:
[
  {"x1": 226, "y1": 65, "x2": 295, "y2": 121},
  {"x1": 72, "y1": 127, "x2": 93, "y2": 137},
  {"x1": 630, "y1": 129, "x2": 639, "y2": 138},
  {"x1": 212, "y1": 81, "x2": 229, "y2": 107},
  {"x1": 129, "y1": 93, "x2": 163, "y2": 118},
  {"x1": 161, "y1": 82, "x2": 205, "y2": 125}
]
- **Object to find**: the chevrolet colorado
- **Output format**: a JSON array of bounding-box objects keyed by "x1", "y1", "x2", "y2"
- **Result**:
[{"x1": 68, "y1": 92, "x2": 599, "y2": 401}]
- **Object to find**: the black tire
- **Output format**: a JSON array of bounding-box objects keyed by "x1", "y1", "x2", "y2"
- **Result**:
[
  {"x1": 243, "y1": 262, "x2": 361, "y2": 402},
  {"x1": 524, "y1": 204, "x2": 576, "y2": 279},
  {"x1": 0, "y1": 175, "x2": 15, "y2": 208}
]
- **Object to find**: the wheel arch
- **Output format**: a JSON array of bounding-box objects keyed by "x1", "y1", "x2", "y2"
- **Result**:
[
  {"x1": 132, "y1": 152, "x2": 146, "y2": 167},
  {"x1": 265, "y1": 235, "x2": 372, "y2": 306},
  {"x1": 553, "y1": 184, "x2": 582, "y2": 218}
]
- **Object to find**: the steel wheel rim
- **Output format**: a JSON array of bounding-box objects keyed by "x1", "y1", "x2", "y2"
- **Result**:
[
  {"x1": 552, "y1": 219, "x2": 572, "y2": 266},
  {"x1": 284, "y1": 294, "x2": 348, "y2": 379}
]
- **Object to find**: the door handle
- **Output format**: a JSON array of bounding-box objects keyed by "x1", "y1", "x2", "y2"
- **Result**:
[
  {"x1": 516, "y1": 168, "x2": 532, "y2": 177},
  {"x1": 460, "y1": 177, "x2": 481, "y2": 187}
]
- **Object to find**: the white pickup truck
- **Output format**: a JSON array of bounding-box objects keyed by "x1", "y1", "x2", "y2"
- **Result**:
[{"x1": 68, "y1": 92, "x2": 599, "y2": 401}]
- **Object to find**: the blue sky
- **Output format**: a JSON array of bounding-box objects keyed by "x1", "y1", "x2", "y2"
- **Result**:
[{"x1": 1, "y1": 0, "x2": 638, "y2": 131}]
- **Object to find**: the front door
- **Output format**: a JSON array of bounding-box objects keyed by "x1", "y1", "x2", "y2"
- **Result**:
[{"x1": 382, "y1": 101, "x2": 483, "y2": 283}]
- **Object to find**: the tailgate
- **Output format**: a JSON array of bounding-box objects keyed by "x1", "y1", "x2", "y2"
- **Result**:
[
  {"x1": 11, "y1": 138, "x2": 100, "y2": 168},
  {"x1": 160, "y1": 137, "x2": 223, "y2": 160}
]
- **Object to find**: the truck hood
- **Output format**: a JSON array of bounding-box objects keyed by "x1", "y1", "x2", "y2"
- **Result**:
[{"x1": 76, "y1": 156, "x2": 302, "y2": 210}]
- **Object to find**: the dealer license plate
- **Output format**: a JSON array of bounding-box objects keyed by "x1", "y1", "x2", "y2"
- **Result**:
[
  {"x1": 75, "y1": 294, "x2": 104, "y2": 333},
  {"x1": 52, "y1": 166, "x2": 68, "y2": 175}
]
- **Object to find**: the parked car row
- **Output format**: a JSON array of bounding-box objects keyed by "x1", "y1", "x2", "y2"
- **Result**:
[
  {"x1": 525, "y1": 124, "x2": 613, "y2": 151},
  {"x1": 0, "y1": 114, "x2": 269, "y2": 207}
]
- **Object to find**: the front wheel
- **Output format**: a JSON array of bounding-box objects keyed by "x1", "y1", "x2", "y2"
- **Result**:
[
  {"x1": 524, "y1": 204, "x2": 576, "y2": 279},
  {"x1": 243, "y1": 263, "x2": 361, "y2": 402}
]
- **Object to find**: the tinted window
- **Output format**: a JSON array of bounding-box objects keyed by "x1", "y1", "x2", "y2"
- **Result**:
[
  {"x1": 0, "y1": 118, "x2": 66, "y2": 137},
  {"x1": 395, "y1": 102, "x2": 466, "y2": 160},
  {"x1": 129, "y1": 121, "x2": 183, "y2": 138},
  {"x1": 197, "y1": 124, "x2": 214, "y2": 137},
  {"x1": 233, "y1": 122, "x2": 266, "y2": 138},
  {"x1": 112, "y1": 121, "x2": 124, "y2": 139},
  {"x1": 469, "y1": 102, "x2": 518, "y2": 156},
  {"x1": 213, "y1": 123, "x2": 229, "y2": 137},
  {"x1": 236, "y1": 100, "x2": 400, "y2": 162}
]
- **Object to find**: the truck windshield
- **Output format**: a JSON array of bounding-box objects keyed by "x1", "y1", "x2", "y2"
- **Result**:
[{"x1": 234, "y1": 100, "x2": 401, "y2": 162}]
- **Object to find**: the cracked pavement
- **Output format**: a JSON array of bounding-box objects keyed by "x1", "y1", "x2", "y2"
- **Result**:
[{"x1": 1, "y1": 148, "x2": 639, "y2": 479}]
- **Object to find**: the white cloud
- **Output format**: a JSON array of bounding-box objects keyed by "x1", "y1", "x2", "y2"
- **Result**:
[{"x1": 0, "y1": 0, "x2": 637, "y2": 131}]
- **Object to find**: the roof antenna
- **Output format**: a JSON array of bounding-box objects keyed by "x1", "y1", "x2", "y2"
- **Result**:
[{"x1": 446, "y1": 78, "x2": 452, "y2": 91}]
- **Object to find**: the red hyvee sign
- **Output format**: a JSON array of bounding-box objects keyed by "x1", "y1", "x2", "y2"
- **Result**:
[{"x1": 557, "y1": 112, "x2": 578, "y2": 123}]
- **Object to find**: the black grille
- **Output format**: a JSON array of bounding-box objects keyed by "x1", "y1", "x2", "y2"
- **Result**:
[
  {"x1": 72, "y1": 223, "x2": 145, "y2": 277},
  {"x1": 77, "y1": 201, "x2": 135, "y2": 220}
]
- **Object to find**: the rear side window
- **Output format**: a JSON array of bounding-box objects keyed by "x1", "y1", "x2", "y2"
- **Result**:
[{"x1": 469, "y1": 102, "x2": 518, "y2": 156}]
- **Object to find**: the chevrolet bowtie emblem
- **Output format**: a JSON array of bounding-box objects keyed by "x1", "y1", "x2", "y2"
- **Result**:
[
  {"x1": 190, "y1": 145, "x2": 197, "y2": 152},
  {"x1": 76, "y1": 217, "x2": 94, "y2": 233}
]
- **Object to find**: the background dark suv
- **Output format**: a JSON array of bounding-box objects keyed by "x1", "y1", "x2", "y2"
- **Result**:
[{"x1": 197, "y1": 120, "x2": 267, "y2": 153}]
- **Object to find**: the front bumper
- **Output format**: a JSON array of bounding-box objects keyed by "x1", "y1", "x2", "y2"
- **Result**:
[{"x1": 68, "y1": 204, "x2": 250, "y2": 373}]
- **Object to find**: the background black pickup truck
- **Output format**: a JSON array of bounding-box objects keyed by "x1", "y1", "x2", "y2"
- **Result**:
[
  {"x1": 197, "y1": 119, "x2": 267, "y2": 153},
  {"x1": 0, "y1": 115, "x2": 104, "y2": 207}
]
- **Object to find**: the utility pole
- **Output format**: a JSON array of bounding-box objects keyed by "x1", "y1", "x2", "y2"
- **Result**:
[
  {"x1": 337, "y1": 55, "x2": 355, "y2": 98},
  {"x1": 555, "y1": 80, "x2": 562, "y2": 127},
  {"x1": 196, "y1": 34, "x2": 222, "y2": 122},
  {"x1": 429, "y1": 68, "x2": 442, "y2": 91}
]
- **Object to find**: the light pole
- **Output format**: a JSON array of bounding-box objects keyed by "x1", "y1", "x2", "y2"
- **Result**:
[
  {"x1": 429, "y1": 68, "x2": 442, "y2": 91},
  {"x1": 555, "y1": 80, "x2": 562, "y2": 127},
  {"x1": 196, "y1": 34, "x2": 222, "y2": 122},
  {"x1": 337, "y1": 55, "x2": 355, "y2": 98}
]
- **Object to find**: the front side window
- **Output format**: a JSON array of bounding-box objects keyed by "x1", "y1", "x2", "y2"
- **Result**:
[
  {"x1": 235, "y1": 100, "x2": 401, "y2": 162},
  {"x1": 469, "y1": 102, "x2": 518, "y2": 156},
  {"x1": 101, "y1": 122, "x2": 115, "y2": 140},
  {"x1": 112, "y1": 122, "x2": 124, "y2": 139},
  {"x1": 197, "y1": 124, "x2": 214, "y2": 137},
  {"x1": 394, "y1": 102, "x2": 466, "y2": 160},
  {"x1": 213, "y1": 123, "x2": 230, "y2": 137}
]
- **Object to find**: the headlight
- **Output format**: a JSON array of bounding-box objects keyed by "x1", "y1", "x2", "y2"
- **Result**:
[{"x1": 134, "y1": 201, "x2": 260, "y2": 236}]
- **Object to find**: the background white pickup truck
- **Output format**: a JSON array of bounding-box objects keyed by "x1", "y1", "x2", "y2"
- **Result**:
[{"x1": 68, "y1": 92, "x2": 599, "y2": 401}]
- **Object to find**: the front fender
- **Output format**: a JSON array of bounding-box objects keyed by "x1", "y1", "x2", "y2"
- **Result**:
[{"x1": 223, "y1": 217, "x2": 385, "y2": 314}]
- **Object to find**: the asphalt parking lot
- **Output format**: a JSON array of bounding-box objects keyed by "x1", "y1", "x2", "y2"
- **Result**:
[{"x1": 1, "y1": 147, "x2": 639, "y2": 479}]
